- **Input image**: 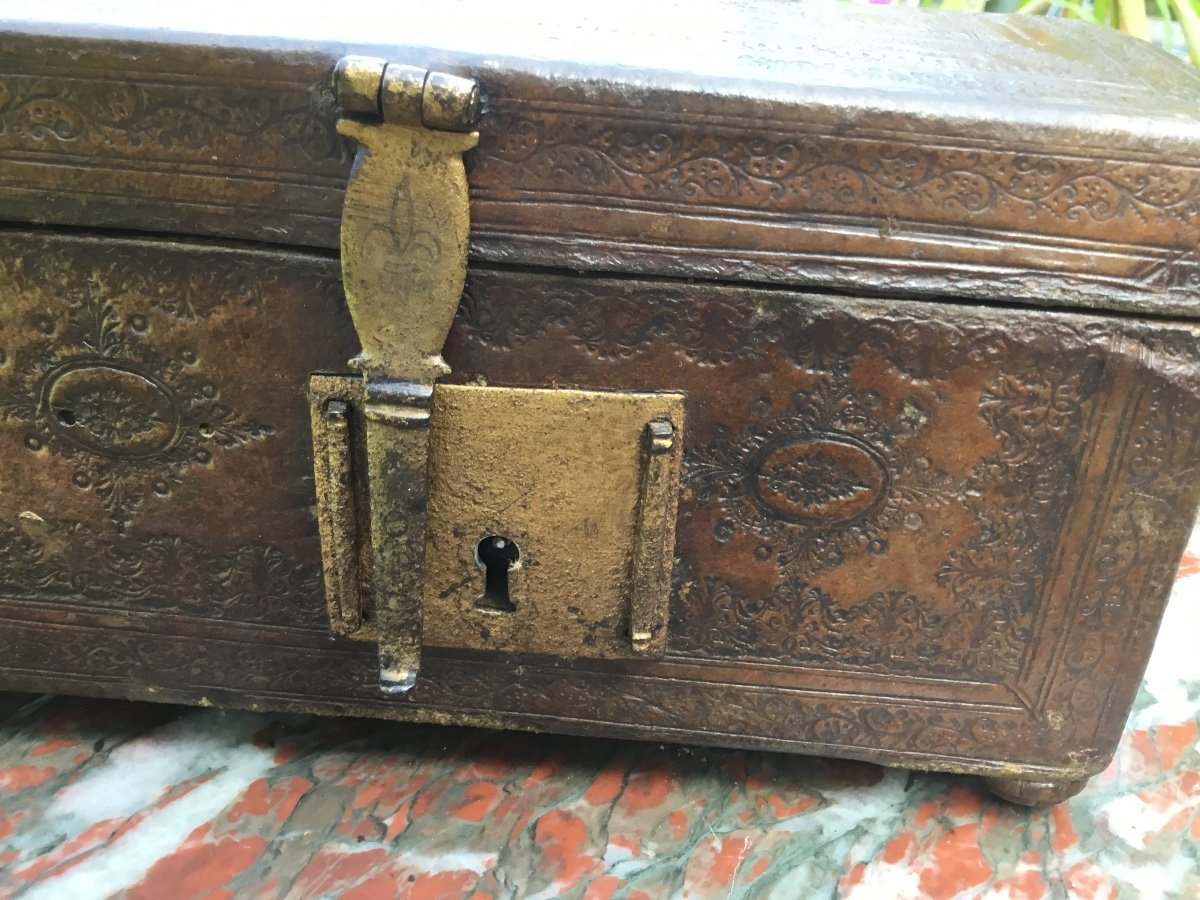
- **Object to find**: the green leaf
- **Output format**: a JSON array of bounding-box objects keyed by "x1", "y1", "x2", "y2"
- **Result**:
[
  {"x1": 1053, "y1": 0, "x2": 1103, "y2": 20},
  {"x1": 1169, "y1": 0, "x2": 1200, "y2": 64},
  {"x1": 1152, "y1": 0, "x2": 1175, "y2": 50},
  {"x1": 1116, "y1": 0, "x2": 1151, "y2": 39}
]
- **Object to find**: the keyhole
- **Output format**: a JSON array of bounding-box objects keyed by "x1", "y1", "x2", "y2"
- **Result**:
[{"x1": 475, "y1": 535, "x2": 519, "y2": 613}]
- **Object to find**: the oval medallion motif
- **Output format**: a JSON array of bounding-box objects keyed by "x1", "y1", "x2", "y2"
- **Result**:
[
  {"x1": 42, "y1": 362, "x2": 182, "y2": 459},
  {"x1": 748, "y1": 432, "x2": 888, "y2": 526}
]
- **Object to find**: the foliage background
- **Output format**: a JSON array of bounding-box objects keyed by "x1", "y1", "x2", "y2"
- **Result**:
[{"x1": 849, "y1": 0, "x2": 1200, "y2": 65}]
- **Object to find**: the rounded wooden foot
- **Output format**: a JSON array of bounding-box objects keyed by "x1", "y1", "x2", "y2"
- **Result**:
[{"x1": 983, "y1": 775, "x2": 1089, "y2": 806}]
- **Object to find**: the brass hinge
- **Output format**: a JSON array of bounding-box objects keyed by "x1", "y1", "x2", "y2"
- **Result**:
[{"x1": 311, "y1": 57, "x2": 683, "y2": 695}]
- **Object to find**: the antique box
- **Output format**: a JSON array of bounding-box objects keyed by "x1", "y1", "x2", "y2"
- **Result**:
[{"x1": 2, "y1": 3, "x2": 1199, "y2": 806}]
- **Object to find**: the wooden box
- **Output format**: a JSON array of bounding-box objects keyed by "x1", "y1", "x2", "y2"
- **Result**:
[{"x1": 2, "y1": 2, "x2": 1199, "y2": 804}]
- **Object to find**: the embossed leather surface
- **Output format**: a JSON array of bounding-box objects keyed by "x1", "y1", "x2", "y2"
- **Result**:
[
  {"x1": 1, "y1": 230, "x2": 1197, "y2": 783},
  {"x1": 2, "y1": 4, "x2": 1200, "y2": 790},
  {"x1": 3, "y1": 3, "x2": 1200, "y2": 314}
]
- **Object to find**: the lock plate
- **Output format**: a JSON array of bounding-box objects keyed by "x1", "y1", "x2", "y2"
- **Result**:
[
  {"x1": 309, "y1": 376, "x2": 684, "y2": 661},
  {"x1": 425, "y1": 384, "x2": 683, "y2": 658}
]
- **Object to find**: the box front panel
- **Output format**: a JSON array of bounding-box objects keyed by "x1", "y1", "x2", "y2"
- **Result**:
[{"x1": 0, "y1": 230, "x2": 1197, "y2": 778}]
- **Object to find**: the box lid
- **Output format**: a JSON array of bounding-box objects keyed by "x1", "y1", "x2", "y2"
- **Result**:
[{"x1": 2, "y1": 0, "x2": 1200, "y2": 315}]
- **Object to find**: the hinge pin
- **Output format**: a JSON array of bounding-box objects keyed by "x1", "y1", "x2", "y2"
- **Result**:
[{"x1": 333, "y1": 56, "x2": 480, "y2": 132}]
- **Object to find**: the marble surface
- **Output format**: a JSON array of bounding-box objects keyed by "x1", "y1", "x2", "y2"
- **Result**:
[{"x1": 0, "y1": 526, "x2": 1197, "y2": 898}]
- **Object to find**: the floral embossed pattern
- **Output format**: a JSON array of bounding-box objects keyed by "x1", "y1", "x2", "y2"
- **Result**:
[
  {"x1": 0, "y1": 516, "x2": 323, "y2": 629},
  {"x1": 0, "y1": 244, "x2": 274, "y2": 530},
  {"x1": 477, "y1": 112, "x2": 1200, "y2": 234},
  {"x1": 758, "y1": 446, "x2": 872, "y2": 513},
  {"x1": 0, "y1": 75, "x2": 345, "y2": 169},
  {"x1": 456, "y1": 277, "x2": 784, "y2": 365},
  {"x1": 678, "y1": 335, "x2": 1101, "y2": 682},
  {"x1": 687, "y1": 364, "x2": 958, "y2": 575},
  {"x1": 678, "y1": 577, "x2": 1024, "y2": 682}
]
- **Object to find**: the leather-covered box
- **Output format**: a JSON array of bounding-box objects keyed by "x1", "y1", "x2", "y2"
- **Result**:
[{"x1": 2, "y1": 2, "x2": 1199, "y2": 805}]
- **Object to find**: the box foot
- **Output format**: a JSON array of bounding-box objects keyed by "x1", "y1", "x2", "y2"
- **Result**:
[{"x1": 983, "y1": 775, "x2": 1089, "y2": 806}]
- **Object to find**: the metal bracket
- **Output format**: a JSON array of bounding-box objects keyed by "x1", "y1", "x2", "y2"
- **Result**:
[{"x1": 312, "y1": 57, "x2": 683, "y2": 693}]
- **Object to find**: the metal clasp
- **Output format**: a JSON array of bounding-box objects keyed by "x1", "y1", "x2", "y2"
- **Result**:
[
  {"x1": 322, "y1": 57, "x2": 479, "y2": 692},
  {"x1": 310, "y1": 58, "x2": 683, "y2": 694}
]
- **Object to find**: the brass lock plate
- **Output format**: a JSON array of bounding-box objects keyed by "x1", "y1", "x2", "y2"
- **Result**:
[
  {"x1": 424, "y1": 384, "x2": 683, "y2": 659},
  {"x1": 309, "y1": 377, "x2": 684, "y2": 661}
]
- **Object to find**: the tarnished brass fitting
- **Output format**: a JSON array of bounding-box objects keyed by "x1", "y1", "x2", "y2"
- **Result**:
[
  {"x1": 333, "y1": 55, "x2": 480, "y2": 133},
  {"x1": 332, "y1": 55, "x2": 386, "y2": 116}
]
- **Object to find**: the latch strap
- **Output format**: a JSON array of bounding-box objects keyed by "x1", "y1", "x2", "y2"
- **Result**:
[{"x1": 331, "y1": 57, "x2": 480, "y2": 692}]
